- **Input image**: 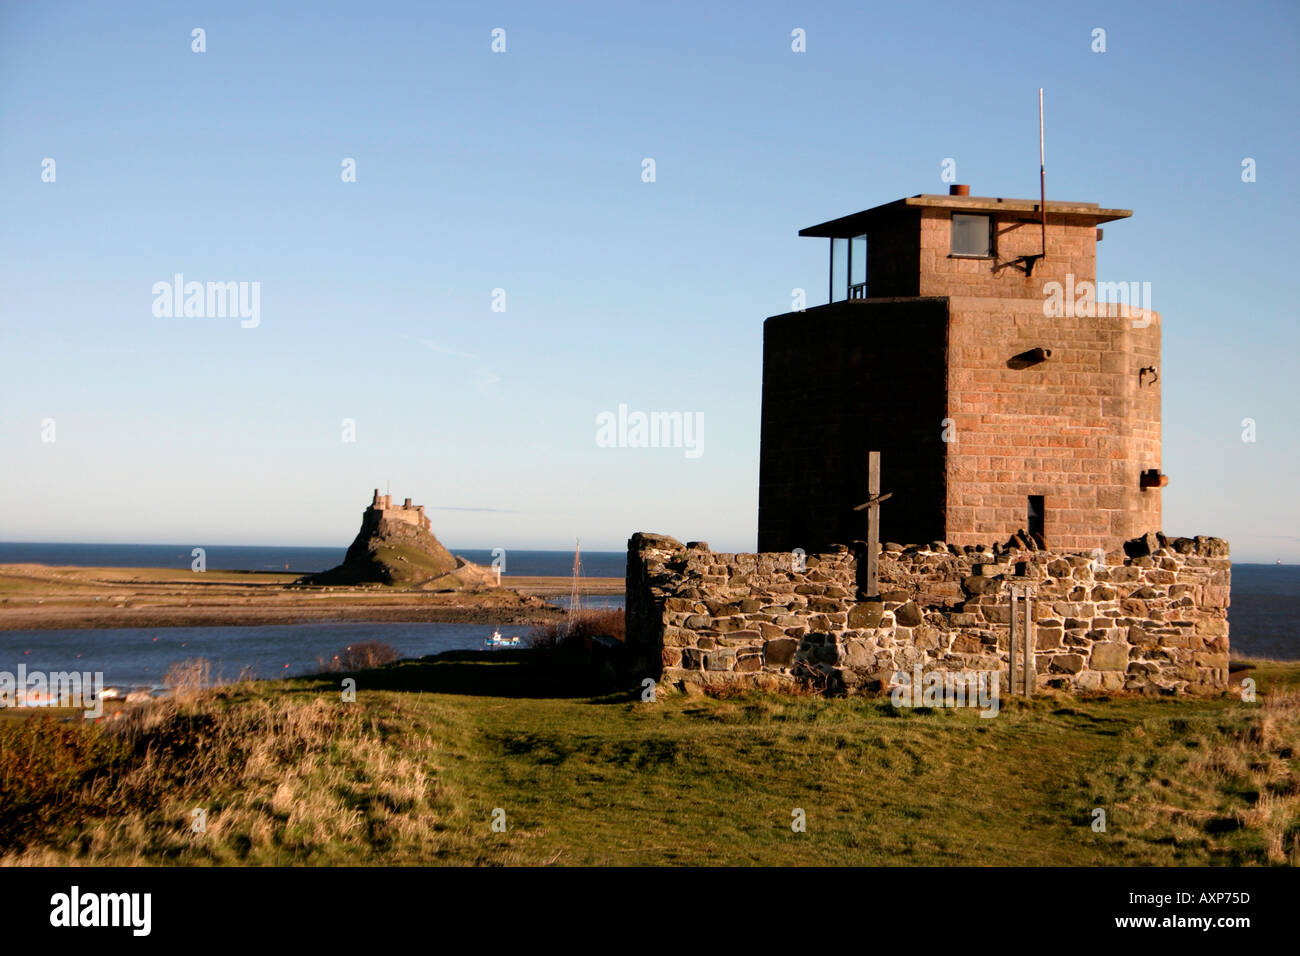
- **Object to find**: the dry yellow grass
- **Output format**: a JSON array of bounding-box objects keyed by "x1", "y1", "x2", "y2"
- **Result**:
[
  {"x1": 2, "y1": 656, "x2": 1297, "y2": 866},
  {"x1": 2, "y1": 686, "x2": 507, "y2": 866}
]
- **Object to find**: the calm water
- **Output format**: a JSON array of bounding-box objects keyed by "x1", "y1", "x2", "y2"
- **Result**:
[
  {"x1": 1226, "y1": 564, "x2": 1299, "y2": 661},
  {"x1": 0, "y1": 546, "x2": 1293, "y2": 690},
  {"x1": 0, "y1": 542, "x2": 626, "y2": 578},
  {"x1": 0, "y1": 621, "x2": 517, "y2": 692},
  {"x1": 552, "y1": 594, "x2": 625, "y2": 611}
]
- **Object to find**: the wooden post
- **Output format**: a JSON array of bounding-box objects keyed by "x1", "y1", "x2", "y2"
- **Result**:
[
  {"x1": 1007, "y1": 583, "x2": 1037, "y2": 697},
  {"x1": 1009, "y1": 587, "x2": 1020, "y2": 695},
  {"x1": 1023, "y1": 590, "x2": 1034, "y2": 698},
  {"x1": 852, "y1": 451, "x2": 892, "y2": 600},
  {"x1": 865, "y1": 452, "x2": 880, "y2": 599}
]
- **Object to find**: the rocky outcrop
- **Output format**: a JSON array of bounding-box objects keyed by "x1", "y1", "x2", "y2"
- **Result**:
[{"x1": 302, "y1": 495, "x2": 492, "y2": 589}]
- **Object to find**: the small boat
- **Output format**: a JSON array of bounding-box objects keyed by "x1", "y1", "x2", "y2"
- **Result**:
[
  {"x1": 484, "y1": 628, "x2": 521, "y2": 648},
  {"x1": 3, "y1": 692, "x2": 55, "y2": 708}
]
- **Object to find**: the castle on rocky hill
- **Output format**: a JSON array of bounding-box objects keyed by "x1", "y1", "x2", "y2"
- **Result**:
[
  {"x1": 302, "y1": 489, "x2": 464, "y2": 587},
  {"x1": 366, "y1": 489, "x2": 432, "y2": 533}
]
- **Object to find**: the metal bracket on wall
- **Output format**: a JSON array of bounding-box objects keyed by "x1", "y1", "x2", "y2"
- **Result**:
[{"x1": 1013, "y1": 253, "x2": 1044, "y2": 277}]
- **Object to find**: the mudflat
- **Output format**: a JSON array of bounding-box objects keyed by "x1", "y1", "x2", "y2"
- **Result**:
[{"x1": 0, "y1": 564, "x2": 621, "y2": 631}]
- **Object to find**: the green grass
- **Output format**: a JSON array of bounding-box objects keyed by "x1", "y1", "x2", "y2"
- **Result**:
[
  {"x1": 2, "y1": 655, "x2": 1296, "y2": 866},
  {"x1": 369, "y1": 542, "x2": 456, "y2": 583}
]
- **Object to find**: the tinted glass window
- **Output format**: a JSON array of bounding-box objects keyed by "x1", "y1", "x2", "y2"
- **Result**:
[{"x1": 951, "y1": 214, "x2": 991, "y2": 257}]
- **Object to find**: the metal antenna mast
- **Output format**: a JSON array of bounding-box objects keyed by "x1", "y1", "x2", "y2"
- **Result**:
[
  {"x1": 1039, "y1": 87, "x2": 1047, "y2": 259},
  {"x1": 1019, "y1": 89, "x2": 1048, "y2": 277},
  {"x1": 566, "y1": 538, "x2": 583, "y2": 634}
]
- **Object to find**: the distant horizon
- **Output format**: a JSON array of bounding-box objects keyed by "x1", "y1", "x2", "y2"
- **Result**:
[{"x1": 1, "y1": 537, "x2": 1295, "y2": 566}]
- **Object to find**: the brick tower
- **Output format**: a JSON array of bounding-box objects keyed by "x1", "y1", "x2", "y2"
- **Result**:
[{"x1": 758, "y1": 187, "x2": 1163, "y2": 555}]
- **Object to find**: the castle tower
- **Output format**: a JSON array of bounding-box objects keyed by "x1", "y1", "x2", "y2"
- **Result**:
[{"x1": 758, "y1": 186, "x2": 1163, "y2": 554}]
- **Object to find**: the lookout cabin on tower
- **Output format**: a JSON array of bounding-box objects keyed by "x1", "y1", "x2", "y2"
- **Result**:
[{"x1": 758, "y1": 185, "x2": 1164, "y2": 555}]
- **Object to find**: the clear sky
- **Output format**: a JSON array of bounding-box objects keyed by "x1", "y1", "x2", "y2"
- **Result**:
[{"x1": 1, "y1": 1, "x2": 1297, "y2": 561}]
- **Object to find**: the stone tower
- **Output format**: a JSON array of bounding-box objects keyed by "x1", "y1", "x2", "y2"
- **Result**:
[{"x1": 758, "y1": 186, "x2": 1163, "y2": 554}]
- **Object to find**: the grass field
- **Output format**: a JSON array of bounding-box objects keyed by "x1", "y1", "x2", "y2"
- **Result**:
[{"x1": 1, "y1": 655, "x2": 1296, "y2": 866}]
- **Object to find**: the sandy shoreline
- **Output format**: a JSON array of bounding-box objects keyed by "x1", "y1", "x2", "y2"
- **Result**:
[{"x1": 0, "y1": 563, "x2": 623, "y2": 631}]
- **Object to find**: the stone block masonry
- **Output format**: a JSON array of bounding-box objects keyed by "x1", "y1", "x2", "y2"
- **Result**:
[
  {"x1": 758, "y1": 296, "x2": 1161, "y2": 555},
  {"x1": 764, "y1": 190, "x2": 1163, "y2": 556},
  {"x1": 626, "y1": 531, "x2": 1230, "y2": 696}
]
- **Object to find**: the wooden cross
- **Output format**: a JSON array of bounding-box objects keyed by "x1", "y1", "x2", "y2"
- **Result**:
[{"x1": 852, "y1": 450, "x2": 892, "y2": 599}]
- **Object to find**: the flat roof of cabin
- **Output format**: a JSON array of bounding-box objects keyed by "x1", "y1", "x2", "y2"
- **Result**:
[{"x1": 799, "y1": 193, "x2": 1132, "y2": 237}]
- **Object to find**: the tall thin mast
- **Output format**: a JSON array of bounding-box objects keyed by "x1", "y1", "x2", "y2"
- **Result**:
[
  {"x1": 1038, "y1": 88, "x2": 1047, "y2": 258},
  {"x1": 566, "y1": 538, "x2": 582, "y2": 631}
]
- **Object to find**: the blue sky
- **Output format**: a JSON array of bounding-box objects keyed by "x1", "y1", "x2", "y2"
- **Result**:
[{"x1": 1, "y1": 0, "x2": 1296, "y2": 560}]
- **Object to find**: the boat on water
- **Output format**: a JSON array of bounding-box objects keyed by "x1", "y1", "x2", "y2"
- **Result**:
[{"x1": 484, "y1": 628, "x2": 521, "y2": 648}]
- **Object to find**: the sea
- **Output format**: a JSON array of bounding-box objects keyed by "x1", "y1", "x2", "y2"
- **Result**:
[
  {"x1": 0, "y1": 543, "x2": 1295, "y2": 692},
  {"x1": 0, "y1": 542, "x2": 627, "y2": 578}
]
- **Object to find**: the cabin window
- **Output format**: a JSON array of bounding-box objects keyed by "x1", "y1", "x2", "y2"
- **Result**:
[
  {"x1": 951, "y1": 213, "x2": 992, "y2": 258},
  {"x1": 830, "y1": 237, "x2": 848, "y2": 302},
  {"x1": 849, "y1": 234, "x2": 867, "y2": 298},
  {"x1": 1027, "y1": 495, "x2": 1045, "y2": 538}
]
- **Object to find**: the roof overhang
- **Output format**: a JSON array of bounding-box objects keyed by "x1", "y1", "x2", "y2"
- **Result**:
[{"x1": 798, "y1": 194, "x2": 1132, "y2": 238}]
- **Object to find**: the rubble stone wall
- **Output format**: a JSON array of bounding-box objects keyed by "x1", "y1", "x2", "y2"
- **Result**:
[{"x1": 625, "y1": 531, "x2": 1230, "y2": 696}]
